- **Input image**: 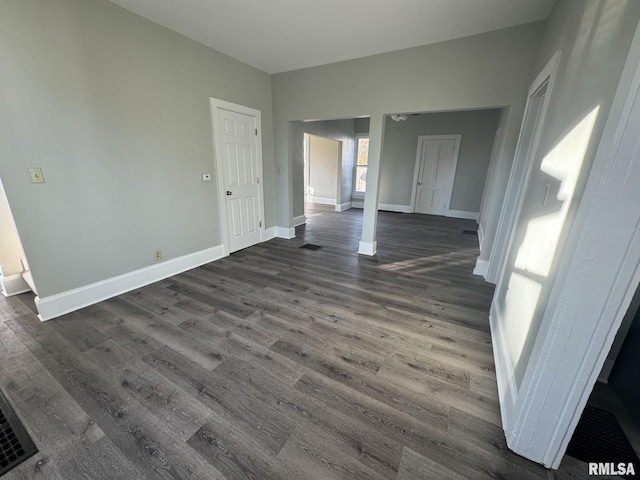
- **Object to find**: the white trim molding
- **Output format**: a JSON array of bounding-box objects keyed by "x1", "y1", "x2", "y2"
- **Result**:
[
  {"x1": 265, "y1": 226, "x2": 296, "y2": 240},
  {"x1": 308, "y1": 196, "x2": 336, "y2": 206},
  {"x1": 351, "y1": 200, "x2": 412, "y2": 213},
  {"x1": 445, "y1": 210, "x2": 479, "y2": 220},
  {"x1": 478, "y1": 222, "x2": 485, "y2": 251},
  {"x1": 379, "y1": 204, "x2": 413, "y2": 213},
  {"x1": 35, "y1": 246, "x2": 225, "y2": 322},
  {"x1": 1, "y1": 273, "x2": 31, "y2": 297},
  {"x1": 486, "y1": 51, "x2": 562, "y2": 284},
  {"x1": 334, "y1": 201, "x2": 352, "y2": 212},
  {"x1": 275, "y1": 226, "x2": 296, "y2": 239},
  {"x1": 265, "y1": 227, "x2": 277, "y2": 241},
  {"x1": 293, "y1": 215, "x2": 306, "y2": 226},
  {"x1": 358, "y1": 241, "x2": 377, "y2": 256},
  {"x1": 473, "y1": 259, "x2": 489, "y2": 278},
  {"x1": 489, "y1": 301, "x2": 518, "y2": 433}
]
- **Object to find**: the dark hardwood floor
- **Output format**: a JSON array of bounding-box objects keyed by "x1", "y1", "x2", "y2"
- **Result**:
[{"x1": 0, "y1": 204, "x2": 607, "y2": 479}]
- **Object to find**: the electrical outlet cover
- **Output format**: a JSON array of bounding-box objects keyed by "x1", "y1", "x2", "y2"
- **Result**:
[{"x1": 28, "y1": 168, "x2": 45, "y2": 183}]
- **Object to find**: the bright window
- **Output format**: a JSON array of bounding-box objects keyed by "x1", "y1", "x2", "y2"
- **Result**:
[{"x1": 355, "y1": 137, "x2": 369, "y2": 193}]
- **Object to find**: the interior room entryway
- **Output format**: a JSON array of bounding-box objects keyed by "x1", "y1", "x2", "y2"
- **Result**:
[
  {"x1": 0, "y1": 178, "x2": 34, "y2": 298},
  {"x1": 303, "y1": 133, "x2": 341, "y2": 210},
  {"x1": 210, "y1": 99, "x2": 266, "y2": 255}
]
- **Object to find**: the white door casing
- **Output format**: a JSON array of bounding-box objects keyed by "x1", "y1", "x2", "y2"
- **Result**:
[
  {"x1": 210, "y1": 99, "x2": 265, "y2": 255},
  {"x1": 412, "y1": 135, "x2": 461, "y2": 215},
  {"x1": 486, "y1": 51, "x2": 561, "y2": 284}
]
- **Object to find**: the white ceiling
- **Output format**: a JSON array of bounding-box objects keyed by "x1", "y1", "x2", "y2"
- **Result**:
[{"x1": 108, "y1": 0, "x2": 557, "y2": 74}]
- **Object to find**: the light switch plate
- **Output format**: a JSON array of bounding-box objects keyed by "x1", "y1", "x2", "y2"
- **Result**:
[
  {"x1": 201, "y1": 173, "x2": 212, "y2": 182},
  {"x1": 28, "y1": 168, "x2": 45, "y2": 184}
]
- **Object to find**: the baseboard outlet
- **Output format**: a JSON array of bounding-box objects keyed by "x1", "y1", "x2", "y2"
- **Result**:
[
  {"x1": 35, "y1": 245, "x2": 225, "y2": 322},
  {"x1": 446, "y1": 210, "x2": 479, "y2": 220},
  {"x1": 473, "y1": 259, "x2": 489, "y2": 278},
  {"x1": 275, "y1": 226, "x2": 296, "y2": 239},
  {"x1": 335, "y1": 202, "x2": 352, "y2": 212},
  {"x1": 309, "y1": 197, "x2": 336, "y2": 206},
  {"x1": 293, "y1": 215, "x2": 306, "y2": 227},
  {"x1": 358, "y1": 241, "x2": 377, "y2": 256},
  {"x1": 489, "y1": 300, "x2": 517, "y2": 443},
  {"x1": 1, "y1": 273, "x2": 31, "y2": 297}
]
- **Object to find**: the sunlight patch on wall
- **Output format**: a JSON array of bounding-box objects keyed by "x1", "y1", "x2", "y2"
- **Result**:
[
  {"x1": 504, "y1": 106, "x2": 599, "y2": 373},
  {"x1": 514, "y1": 106, "x2": 599, "y2": 278}
]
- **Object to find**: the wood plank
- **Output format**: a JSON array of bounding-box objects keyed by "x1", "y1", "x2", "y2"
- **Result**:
[
  {"x1": 142, "y1": 345, "x2": 298, "y2": 454},
  {"x1": 395, "y1": 447, "x2": 466, "y2": 480},
  {"x1": 0, "y1": 321, "x2": 104, "y2": 480},
  {"x1": 277, "y1": 420, "x2": 389, "y2": 480},
  {"x1": 6, "y1": 315, "x2": 222, "y2": 480}
]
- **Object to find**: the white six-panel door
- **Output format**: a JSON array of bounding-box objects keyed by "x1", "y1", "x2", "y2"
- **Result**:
[
  {"x1": 413, "y1": 135, "x2": 461, "y2": 215},
  {"x1": 217, "y1": 108, "x2": 262, "y2": 253}
]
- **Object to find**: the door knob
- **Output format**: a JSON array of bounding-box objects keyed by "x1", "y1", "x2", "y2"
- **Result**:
[{"x1": 226, "y1": 191, "x2": 232, "y2": 196}]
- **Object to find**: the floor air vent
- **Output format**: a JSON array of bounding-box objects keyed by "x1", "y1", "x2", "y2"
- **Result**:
[
  {"x1": 0, "y1": 389, "x2": 38, "y2": 476},
  {"x1": 300, "y1": 244, "x2": 322, "y2": 251},
  {"x1": 566, "y1": 405, "x2": 639, "y2": 477}
]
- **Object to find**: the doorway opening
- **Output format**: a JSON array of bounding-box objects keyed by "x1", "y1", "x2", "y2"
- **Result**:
[
  {"x1": 303, "y1": 133, "x2": 341, "y2": 214},
  {"x1": 0, "y1": 178, "x2": 34, "y2": 298}
]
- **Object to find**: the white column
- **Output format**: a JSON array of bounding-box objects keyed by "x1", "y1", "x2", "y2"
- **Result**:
[{"x1": 358, "y1": 115, "x2": 385, "y2": 255}]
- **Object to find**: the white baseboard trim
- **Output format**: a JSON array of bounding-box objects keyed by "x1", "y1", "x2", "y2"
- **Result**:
[
  {"x1": 379, "y1": 204, "x2": 413, "y2": 213},
  {"x1": 335, "y1": 202, "x2": 352, "y2": 212},
  {"x1": 358, "y1": 241, "x2": 377, "y2": 256},
  {"x1": 446, "y1": 210, "x2": 479, "y2": 220},
  {"x1": 309, "y1": 196, "x2": 336, "y2": 206},
  {"x1": 293, "y1": 215, "x2": 306, "y2": 227},
  {"x1": 1, "y1": 273, "x2": 31, "y2": 297},
  {"x1": 489, "y1": 300, "x2": 517, "y2": 444},
  {"x1": 265, "y1": 227, "x2": 277, "y2": 241},
  {"x1": 473, "y1": 259, "x2": 489, "y2": 278},
  {"x1": 275, "y1": 226, "x2": 296, "y2": 239},
  {"x1": 597, "y1": 358, "x2": 614, "y2": 384},
  {"x1": 350, "y1": 200, "x2": 413, "y2": 213},
  {"x1": 35, "y1": 245, "x2": 225, "y2": 322}
]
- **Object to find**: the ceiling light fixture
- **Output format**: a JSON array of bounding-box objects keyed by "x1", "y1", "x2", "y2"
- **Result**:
[{"x1": 390, "y1": 114, "x2": 409, "y2": 122}]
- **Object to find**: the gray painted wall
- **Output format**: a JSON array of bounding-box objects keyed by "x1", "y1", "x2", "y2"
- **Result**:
[
  {"x1": 291, "y1": 119, "x2": 355, "y2": 218},
  {"x1": 271, "y1": 22, "x2": 544, "y2": 238},
  {"x1": 0, "y1": 0, "x2": 275, "y2": 298},
  {"x1": 494, "y1": 0, "x2": 640, "y2": 387},
  {"x1": 380, "y1": 110, "x2": 500, "y2": 211}
]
